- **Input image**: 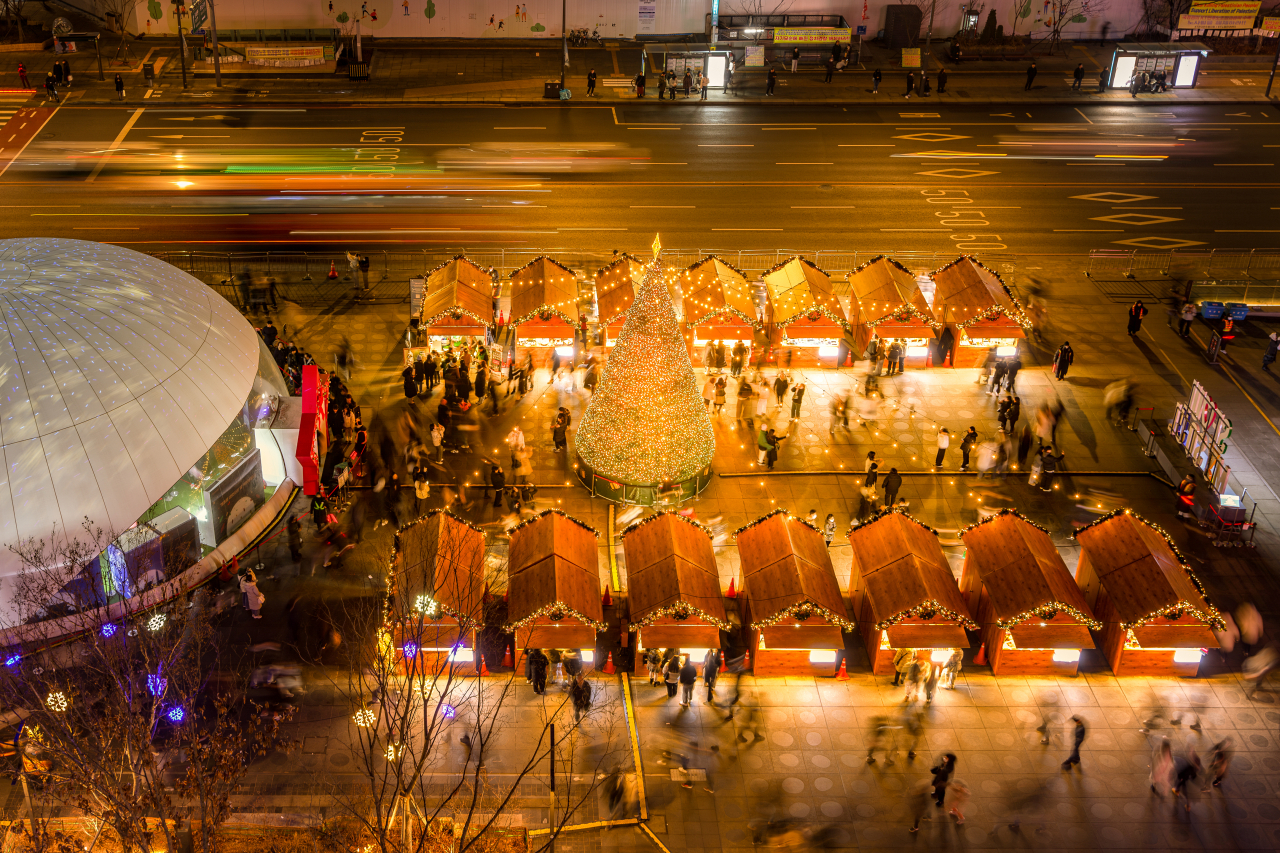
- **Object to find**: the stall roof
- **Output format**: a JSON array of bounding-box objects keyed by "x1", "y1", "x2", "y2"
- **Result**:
[
  {"x1": 960, "y1": 510, "x2": 1097, "y2": 629},
  {"x1": 595, "y1": 253, "x2": 648, "y2": 325},
  {"x1": 735, "y1": 510, "x2": 852, "y2": 629},
  {"x1": 929, "y1": 256, "x2": 1030, "y2": 329},
  {"x1": 503, "y1": 510, "x2": 605, "y2": 633},
  {"x1": 848, "y1": 510, "x2": 975, "y2": 629},
  {"x1": 682, "y1": 256, "x2": 761, "y2": 329},
  {"x1": 421, "y1": 255, "x2": 494, "y2": 327},
  {"x1": 394, "y1": 511, "x2": 486, "y2": 624},
  {"x1": 1073, "y1": 510, "x2": 1221, "y2": 629},
  {"x1": 622, "y1": 512, "x2": 729, "y2": 629},
  {"x1": 763, "y1": 257, "x2": 849, "y2": 329},
  {"x1": 510, "y1": 256, "x2": 580, "y2": 326},
  {"x1": 846, "y1": 256, "x2": 939, "y2": 330}
]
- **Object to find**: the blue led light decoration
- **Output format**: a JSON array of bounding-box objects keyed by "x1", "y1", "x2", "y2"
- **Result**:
[
  {"x1": 167, "y1": 706, "x2": 185, "y2": 723},
  {"x1": 100, "y1": 623, "x2": 117, "y2": 638},
  {"x1": 4, "y1": 655, "x2": 19, "y2": 667},
  {"x1": 403, "y1": 641, "x2": 420, "y2": 658}
]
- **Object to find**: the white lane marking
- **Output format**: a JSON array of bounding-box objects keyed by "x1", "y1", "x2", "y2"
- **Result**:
[{"x1": 86, "y1": 107, "x2": 145, "y2": 182}]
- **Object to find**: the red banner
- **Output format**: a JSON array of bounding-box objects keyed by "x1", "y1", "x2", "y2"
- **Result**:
[{"x1": 294, "y1": 365, "x2": 330, "y2": 495}]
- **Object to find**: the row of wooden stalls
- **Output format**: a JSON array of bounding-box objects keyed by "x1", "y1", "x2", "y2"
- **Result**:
[{"x1": 388, "y1": 507, "x2": 1222, "y2": 680}]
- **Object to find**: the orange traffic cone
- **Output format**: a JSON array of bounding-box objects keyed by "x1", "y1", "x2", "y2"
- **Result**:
[
  {"x1": 973, "y1": 643, "x2": 987, "y2": 666},
  {"x1": 726, "y1": 578, "x2": 737, "y2": 598},
  {"x1": 602, "y1": 586, "x2": 613, "y2": 607},
  {"x1": 502, "y1": 644, "x2": 513, "y2": 668},
  {"x1": 743, "y1": 648, "x2": 751, "y2": 671},
  {"x1": 498, "y1": 310, "x2": 505, "y2": 326},
  {"x1": 479, "y1": 653, "x2": 491, "y2": 676},
  {"x1": 836, "y1": 658, "x2": 848, "y2": 680},
  {"x1": 603, "y1": 651, "x2": 615, "y2": 674},
  {"x1": 327, "y1": 261, "x2": 338, "y2": 280}
]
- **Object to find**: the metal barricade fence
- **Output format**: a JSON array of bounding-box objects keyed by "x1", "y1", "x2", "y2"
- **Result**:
[
  {"x1": 1167, "y1": 248, "x2": 1214, "y2": 281},
  {"x1": 1086, "y1": 249, "x2": 1133, "y2": 279},
  {"x1": 1208, "y1": 249, "x2": 1252, "y2": 279},
  {"x1": 1128, "y1": 251, "x2": 1169, "y2": 278},
  {"x1": 1247, "y1": 249, "x2": 1280, "y2": 280}
]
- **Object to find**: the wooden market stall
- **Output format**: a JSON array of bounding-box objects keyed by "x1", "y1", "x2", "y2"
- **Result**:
[
  {"x1": 1074, "y1": 510, "x2": 1222, "y2": 676},
  {"x1": 848, "y1": 510, "x2": 976, "y2": 676},
  {"x1": 503, "y1": 510, "x2": 606, "y2": 672},
  {"x1": 847, "y1": 256, "x2": 940, "y2": 368},
  {"x1": 763, "y1": 256, "x2": 851, "y2": 368},
  {"x1": 391, "y1": 510, "x2": 487, "y2": 675},
  {"x1": 929, "y1": 256, "x2": 1030, "y2": 369},
  {"x1": 594, "y1": 253, "x2": 648, "y2": 347},
  {"x1": 734, "y1": 510, "x2": 853, "y2": 676},
  {"x1": 510, "y1": 256, "x2": 581, "y2": 368},
  {"x1": 681, "y1": 256, "x2": 762, "y2": 368},
  {"x1": 958, "y1": 510, "x2": 1099, "y2": 676},
  {"x1": 622, "y1": 512, "x2": 730, "y2": 675},
  {"x1": 406, "y1": 255, "x2": 494, "y2": 367}
]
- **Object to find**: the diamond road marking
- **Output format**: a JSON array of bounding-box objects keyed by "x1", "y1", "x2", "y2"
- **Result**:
[
  {"x1": 1071, "y1": 192, "x2": 1157, "y2": 203},
  {"x1": 915, "y1": 168, "x2": 998, "y2": 178},
  {"x1": 894, "y1": 132, "x2": 970, "y2": 142},
  {"x1": 1091, "y1": 213, "x2": 1184, "y2": 225},
  {"x1": 1112, "y1": 237, "x2": 1205, "y2": 249},
  {"x1": 907, "y1": 149, "x2": 1002, "y2": 158}
]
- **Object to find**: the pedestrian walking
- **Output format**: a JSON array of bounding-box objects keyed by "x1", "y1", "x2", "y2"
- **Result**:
[
  {"x1": 678, "y1": 656, "x2": 697, "y2": 706},
  {"x1": 724, "y1": 57, "x2": 734, "y2": 93},
  {"x1": 789, "y1": 382, "x2": 805, "y2": 418},
  {"x1": 1173, "y1": 746, "x2": 1202, "y2": 810},
  {"x1": 1203, "y1": 738, "x2": 1233, "y2": 790},
  {"x1": 904, "y1": 71, "x2": 915, "y2": 98},
  {"x1": 1052, "y1": 341, "x2": 1074, "y2": 380},
  {"x1": 872, "y1": 68, "x2": 882, "y2": 93},
  {"x1": 924, "y1": 659, "x2": 941, "y2": 703},
  {"x1": 823, "y1": 513, "x2": 836, "y2": 547},
  {"x1": 44, "y1": 72, "x2": 57, "y2": 101},
  {"x1": 935, "y1": 427, "x2": 950, "y2": 468},
  {"x1": 570, "y1": 671, "x2": 593, "y2": 723},
  {"x1": 644, "y1": 648, "x2": 662, "y2": 685},
  {"x1": 17, "y1": 62, "x2": 29, "y2": 88},
  {"x1": 114, "y1": 73, "x2": 124, "y2": 99},
  {"x1": 1024, "y1": 61, "x2": 1037, "y2": 90},
  {"x1": 530, "y1": 648, "x2": 549, "y2": 694},
  {"x1": 907, "y1": 780, "x2": 932, "y2": 832},
  {"x1": 1099, "y1": 68, "x2": 1109, "y2": 92},
  {"x1": 1177, "y1": 301, "x2": 1196, "y2": 337},
  {"x1": 240, "y1": 571, "x2": 265, "y2": 619},
  {"x1": 53, "y1": 61, "x2": 63, "y2": 86},
  {"x1": 824, "y1": 57, "x2": 834, "y2": 82},
  {"x1": 941, "y1": 649, "x2": 962, "y2": 688},
  {"x1": 960, "y1": 426, "x2": 978, "y2": 470},
  {"x1": 882, "y1": 467, "x2": 902, "y2": 508},
  {"x1": 946, "y1": 778, "x2": 970, "y2": 823},
  {"x1": 1150, "y1": 737, "x2": 1175, "y2": 797},
  {"x1": 864, "y1": 715, "x2": 897, "y2": 765},
  {"x1": 1264, "y1": 331, "x2": 1279, "y2": 372},
  {"x1": 773, "y1": 370, "x2": 790, "y2": 404},
  {"x1": 931, "y1": 753, "x2": 956, "y2": 806},
  {"x1": 1062, "y1": 716, "x2": 1087, "y2": 769},
  {"x1": 587, "y1": 68, "x2": 597, "y2": 96},
  {"x1": 791, "y1": 46, "x2": 800, "y2": 73},
  {"x1": 662, "y1": 654, "x2": 680, "y2": 698},
  {"x1": 703, "y1": 649, "x2": 720, "y2": 703},
  {"x1": 938, "y1": 67, "x2": 947, "y2": 93},
  {"x1": 60, "y1": 60, "x2": 71, "y2": 88},
  {"x1": 1127, "y1": 300, "x2": 1148, "y2": 336},
  {"x1": 904, "y1": 655, "x2": 923, "y2": 702},
  {"x1": 901, "y1": 707, "x2": 925, "y2": 759},
  {"x1": 921, "y1": 74, "x2": 931, "y2": 97},
  {"x1": 766, "y1": 67, "x2": 777, "y2": 95},
  {"x1": 864, "y1": 450, "x2": 879, "y2": 487},
  {"x1": 1072, "y1": 63, "x2": 1084, "y2": 89},
  {"x1": 891, "y1": 647, "x2": 913, "y2": 686}
]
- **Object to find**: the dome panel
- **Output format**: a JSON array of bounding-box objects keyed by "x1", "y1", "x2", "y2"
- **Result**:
[
  {"x1": 5, "y1": 437, "x2": 61, "y2": 542},
  {"x1": 42, "y1": 427, "x2": 112, "y2": 537},
  {"x1": 75, "y1": 418, "x2": 150, "y2": 532}
]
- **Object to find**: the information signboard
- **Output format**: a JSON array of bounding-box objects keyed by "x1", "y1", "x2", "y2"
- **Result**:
[
  {"x1": 744, "y1": 45, "x2": 764, "y2": 66},
  {"x1": 902, "y1": 47, "x2": 921, "y2": 67},
  {"x1": 773, "y1": 27, "x2": 852, "y2": 43},
  {"x1": 1179, "y1": 0, "x2": 1259, "y2": 29}
]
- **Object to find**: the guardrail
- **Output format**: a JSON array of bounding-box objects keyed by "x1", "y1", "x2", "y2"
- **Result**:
[{"x1": 1087, "y1": 248, "x2": 1280, "y2": 283}]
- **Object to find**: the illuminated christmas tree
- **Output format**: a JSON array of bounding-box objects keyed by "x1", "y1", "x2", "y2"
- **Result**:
[{"x1": 576, "y1": 236, "x2": 715, "y2": 490}]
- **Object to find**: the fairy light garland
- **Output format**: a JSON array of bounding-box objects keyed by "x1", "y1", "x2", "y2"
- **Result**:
[
  {"x1": 510, "y1": 256, "x2": 581, "y2": 326},
  {"x1": 501, "y1": 601, "x2": 609, "y2": 634},
  {"x1": 634, "y1": 600, "x2": 731, "y2": 631},
  {"x1": 421, "y1": 304, "x2": 492, "y2": 329},
  {"x1": 733, "y1": 508, "x2": 822, "y2": 538},
  {"x1": 507, "y1": 508, "x2": 600, "y2": 539},
  {"x1": 996, "y1": 602, "x2": 1102, "y2": 632},
  {"x1": 682, "y1": 256, "x2": 761, "y2": 330},
  {"x1": 959, "y1": 507, "x2": 1050, "y2": 537},
  {"x1": 1073, "y1": 508, "x2": 1225, "y2": 630},
  {"x1": 752, "y1": 599, "x2": 857, "y2": 632},
  {"x1": 687, "y1": 304, "x2": 762, "y2": 330},
  {"x1": 425, "y1": 254, "x2": 494, "y2": 281},
  {"x1": 863, "y1": 304, "x2": 942, "y2": 330},
  {"x1": 621, "y1": 510, "x2": 712, "y2": 539},
  {"x1": 764, "y1": 256, "x2": 849, "y2": 330},
  {"x1": 575, "y1": 238, "x2": 716, "y2": 487},
  {"x1": 510, "y1": 304, "x2": 578, "y2": 327},
  {"x1": 860, "y1": 506, "x2": 940, "y2": 536},
  {"x1": 874, "y1": 600, "x2": 978, "y2": 632}
]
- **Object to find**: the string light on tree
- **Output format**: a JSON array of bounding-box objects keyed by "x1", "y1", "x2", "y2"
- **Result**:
[{"x1": 575, "y1": 235, "x2": 715, "y2": 490}]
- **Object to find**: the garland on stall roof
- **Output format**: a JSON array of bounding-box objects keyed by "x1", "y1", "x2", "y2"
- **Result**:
[
  {"x1": 928, "y1": 255, "x2": 1032, "y2": 330},
  {"x1": 687, "y1": 304, "x2": 762, "y2": 330},
  {"x1": 421, "y1": 304, "x2": 492, "y2": 329},
  {"x1": 1073, "y1": 508, "x2": 1225, "y2": 629},
  {"x1": 621, "y1": 510, "x2": 713, "y2": 540},
  {"x1": 874, "y1": 600, "x2": 979, "y2": 632},
  {"x1": 996, "y1": 602, "x2": 1102, "y2": 632},
  {"x1": 960, "y1": 507, "x2": 1051, "y2": 537},
  {"x1": 1124, "y1": 601, "x2": 1225, "y2": 632},
  {"x1": 863, "y1": 304, "x2": 942, "y2": 330},
  {"x1": 860, "y1": 506, "x2": 940, "y2": 536},
  {"x1": 510, "y1": 255, "x2": 577, "y2": 280},
  {"x1": 764, "y1": 255, "x2": 833, "y2": 279},
  {"x1": 776, "y1": 303, "x2": 851, "y2": 332},
  {"x1": 849, "y1": 254, "x2": 917, "y2": 280},
  {"x1": 506, "y1": 508, "x2": 600, "y2": 539},
  {"x1": 751, "y1": 599, "x2": 856, "y2": 632},
  {"x1": 733, "y1": 508, "x2": 823, "y2": 538},
  {"x1": 686, "y1": 254, "x2": 751, "y2": 281},
  {"x1": 635, "y1": 599, "x2": 731, "y2": 631},
  {"x1": 425, "y1": 254, "x2": 492, "y2": 279},
  {"x1": 500, "y1": 601, "x2": 608, "y2": 634},
  {"x1": 510, "y1": 304, "x2": 578, "y2": 327},
  {"x1": 594, "y1": 252, "x2": 644, "y2": 279}
]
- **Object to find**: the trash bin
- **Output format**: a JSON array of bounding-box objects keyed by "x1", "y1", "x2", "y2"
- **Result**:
[
  {"x1": 1225, "y1": 302, "x2": 1249, "y2": 321},
  {"x1": 1200, "y1": 301, "x2": 1224, "y2": 320},
  {"x1": 143, "y1": 62, "x2": 155, "y2": 85},
  {"x1": 543, "y1": 80, "x2": 562, "y2": 99}
]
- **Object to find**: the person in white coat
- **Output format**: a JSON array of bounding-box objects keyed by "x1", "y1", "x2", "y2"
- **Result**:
[{"x1": 240, "y1": 571, "x2": 265, "y2": 619}]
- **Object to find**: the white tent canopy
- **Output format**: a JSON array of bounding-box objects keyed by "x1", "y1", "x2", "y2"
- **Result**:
[{"x1": 0, "y1": 239, "x2": 258, "y2": 614}]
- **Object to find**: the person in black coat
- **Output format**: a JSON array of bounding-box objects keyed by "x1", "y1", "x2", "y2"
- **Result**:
[
  {"x1": 529, "y1": 649, "x2": 549, "y2": 694},
  {"x1": 1052, "y1": 342, "x2": 1074, "y2": 380},
  {"x1": 490, "y1": 463, "x2": 506, "y2": 507},
  {"x1": 931, "y1": 753, "x2": 956, "y2": 806},
  {"x1": 1127, "y1": 300, "x2": 1148, "y2": 336},
  {"x1": 882, "y1": 467, "x2": 903, "y2": 507},
  {"x1": 872, "y1": 68, "x2": 882, "y2": 93},
  {"x1": 402, "y1": 366, "x2": 418, "y2": 399},
  {"x1": 937, "y1": 67, "x2": 947, "y2": 93}
]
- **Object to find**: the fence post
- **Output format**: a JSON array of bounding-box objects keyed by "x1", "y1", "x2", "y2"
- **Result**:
[
  {"x1": 381, "y1": 250, "x2": 389, "y2": 282},
  {"x1": 302, "y1": 253, "x2": 312, "y2": 281}
]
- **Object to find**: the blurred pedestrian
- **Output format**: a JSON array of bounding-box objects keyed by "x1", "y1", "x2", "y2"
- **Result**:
[
  {"x1": 1127, "y1": 300, "x2": 1148, "y2": 336},
  {"x1": 1237, "y1": 602, "x2": 1263, "y2": 654},
  {"x1": 891, "y1": 647, "x2": 913, "y2": 686},
  {"x1": 960, "y1": 426, "x2": 978, "y2": 470},
  {"x1": 946, "y1": 777, "x2": 969, "y2": 823},
  {"x1": 907, "y1": 779, "x2": 932, "y2": 832},
  {"x1": 678, "y1": 656, "x2": 697, "y2": 706},
  {"x1": 1024, "y1": 61, "x2": 1037, "y2": 90},
  {"x1": 1173, "y1": 743, "x2": 1202, "y2": 809},
  {"x1": 1062, "y1": 716, "x2": 1086, "y2": 769},
  {"x1": 904, "y1": 654, "x2": 924, "y2": 702},
  {"x1": 864, "y1": 450, "x2": 879, "y2": 487},
  {"x1": 1203, "y1": 737, "x2": 1233, "y2": 790},
  {"x1": 924, "y1": 658, "x2": 941, "y2": 703},
  {"x1": 901, "y1": 707, "x2": 925, "y2": 760},
  {"x1": 530, "y1": 648, "x2": 549, "y2": 694},
  {"x1": 1150, "y1": 737, "x2": 1174, "y2": 797},
  {"x1": 1178, "y1": 301, "x2": 1197, "y2": 338},
  {"x1": 823, "y1": 513, "x2": 836, "y2": 547},
  {"x1": 904, "y1": 71, "x2": 915, "y2": 98},
  {"x1": 789, "y1": 382, "x2": 805, "y2": 418},
  {"x1": 938, "y1": 67, "x2": 948, "y2": 92},
  {"x1": 1264, "y1": 331, "x2": 1279, "y2": 372},
  {"x1": 703, "y1": 649, "x2": 720, "y2": 703},
  {"x1": 17, "y1": 62, "x2": 29, "y2": 88},
  {"x1": 60, "y1": 60, "x2": 71, "y2": 88},
  {"x1": 1052, "y1": 341, "x2": 1074, "y2": 380},
  {"x1": 570, "y1": 671, "x2": 593, "y2": 723},
  {"x1": 931, "y1": 753, "x2": 956, "y2": 806},
  {"x1": 287, "y1": 515, "x2": 302, "y2": 564},
  {"x1": 865, "y1": 715, "x2": 896, "y2": 765},
  {"x1": 1072, "y1": 62, "x2": 1084, "y2": 89},
  {"x1": 941, "y1": 649, "x2": 962, "y2": 688},
  {"x1": 645, "y1": 648, "x2": 662, "y2": 685}
]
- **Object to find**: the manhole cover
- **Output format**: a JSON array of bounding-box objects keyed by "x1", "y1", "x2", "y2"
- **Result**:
[
  {"x1": 330, "y1": 752, "x2": 351, "y2": 767},
  {"x1": 303, "y1": 736, "x2": 328, "y2": 754}
]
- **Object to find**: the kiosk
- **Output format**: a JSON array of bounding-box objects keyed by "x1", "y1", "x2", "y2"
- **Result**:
[
  {"x1": 929, "y1": 256, "x2": 1030, "y2": 368},
  {"x1": 510, "y1": 256, "x2": 580, "y2": 368},
  {"x1": 682, "y1": 256, "x2": 762, "y2": 369},
  {"x1": 848, "y1": 510, "x2": 975, "y2": 676},
  {"x1": 1105, "y1": 43, "x2": 1209, "y2": 92},
  {"x1": 847, "y1": 255, "x2": 940, "y2": 367},
  {"x1": 503, "y1": 510, "x2": 606, "y2": 672},
  {"x1": 622, "y1": 512, "x2": 729, "y2": 675},
  {"x1": 407, "y1": 255, "x2": 494, "y2": 365},
  {"x1": 959, "y1": 510, "x2": 1098, "y2": 676},
  {"x1": 762, "y1": 256, "x2": 851, "y2": 368},
  {"x1": 391, "y1": 510, "x2": 487, "y2": 675},
  {"x1": 735, "y1": 510, "x2": 852, "y2": 676},
  {"x1": 1074, "y1": 510, "x2": 1222, "y2": 676}
]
